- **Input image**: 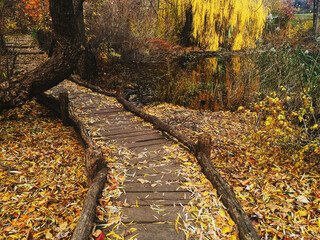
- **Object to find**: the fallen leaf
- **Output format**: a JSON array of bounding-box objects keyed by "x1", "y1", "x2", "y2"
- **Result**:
[
  {"x1": 45, "y1": 231, "x2": 53, "y2": 239},
  {"x1": 92, "y1": 229, "x2": 103, "y2": 237},
  {"x1": 96, "y1": 231, "x2": 105, "y2": 240},
  {"x1": 137, "y1": 179, "x2": 150, "y2": 184},
  {"x1": 222, "y1": 226, "x2": 232, "y2": 234},
  {"x1": 266, "y1": 203, "x2": 278, "y2": 212},
  {"x1": 233, "y1": 186, "x2": 244, "y2": 193},
  {"x1": 296, "y1": 196, "x2": 309, "y2": 204}
]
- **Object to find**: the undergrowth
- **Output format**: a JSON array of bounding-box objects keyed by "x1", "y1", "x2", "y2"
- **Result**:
[{"x1": 243, "y1": 44, "x2": 320, "y2": 168}]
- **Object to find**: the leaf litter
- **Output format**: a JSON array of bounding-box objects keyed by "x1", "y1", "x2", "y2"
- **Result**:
[
  {"x1": 0, "y1": 100, "x2": 86, "y2": 239},
  {"x1": 142, "y1": 103, "x2": 320, "y2": 239},
  {"x1": 6, "y1": 78, "x2": 319, "y2": 239}
]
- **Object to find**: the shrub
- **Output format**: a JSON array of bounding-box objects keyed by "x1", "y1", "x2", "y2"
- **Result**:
[
  {"x1": 249, "y1": 89, "x2": 320, "y2": 167},
  {"x1": 84, "y1": 0, "x2": 157, "y2": 62},
  {"x1": 243, "y1": 44, "x2": 320, "y2": 166}
]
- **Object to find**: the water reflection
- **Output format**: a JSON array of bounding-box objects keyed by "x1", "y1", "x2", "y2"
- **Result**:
[{"x1": 157, "y1": 55, "x2": 259, "y2": 111}]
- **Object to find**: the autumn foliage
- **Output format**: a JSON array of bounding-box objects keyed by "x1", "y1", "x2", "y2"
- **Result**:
[
  {"x1": 20, "y1": 0, "x2": 49, "y2": 23},
  {"x1": 0, "y1": 100, "x2": 86, "y2": 239},
  {"x1": 157, "y1": 0, "x2": 268, "y2": 50}
]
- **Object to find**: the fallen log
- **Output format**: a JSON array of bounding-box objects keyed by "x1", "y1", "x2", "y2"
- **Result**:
[
  {"x1": 85, "y1": 147, "x2": 105, "y2": 186},
  {"x1": 59, "y1": 92, "x2": 70, "y2": 126},
  {"x1": 57, "y1": 92, "x2": 105, "y2": 185},
  {"x1": 196, "y1": 135, "x2": 260, "y2": 240},
  {"x1": 71, "y1": 168, "x2": 108, "y2": 240},
  {"x1": 68, "y1": 102, "x2": 95, "y2": 149},
  {"x1": 37, "y1": 91, "x2": 108, "y2": 240}
]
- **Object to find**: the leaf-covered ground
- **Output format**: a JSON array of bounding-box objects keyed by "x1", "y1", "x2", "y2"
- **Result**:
[
  {"x1": 143, "y1": 103, "x2": 320, "y2": 239},
  {"x1": 0, "y1": 100, "x2": 86, "y2": 239}
]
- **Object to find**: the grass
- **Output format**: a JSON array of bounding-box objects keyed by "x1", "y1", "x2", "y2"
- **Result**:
[{"x1": 294, "y1": 14, "x2": 313, "y2": 20}]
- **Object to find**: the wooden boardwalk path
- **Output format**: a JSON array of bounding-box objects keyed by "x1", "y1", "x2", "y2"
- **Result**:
[{"x1": 44, "y1": 80, "x2": 195, "y2": 240}]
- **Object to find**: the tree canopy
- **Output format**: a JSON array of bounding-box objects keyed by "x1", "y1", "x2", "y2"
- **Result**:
[{"x1": 157, "y1": 0, "x2": 268, "y2": 50}]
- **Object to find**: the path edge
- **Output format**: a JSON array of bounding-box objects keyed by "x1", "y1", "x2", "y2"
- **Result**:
[{"x1": 37, "y1": 91, "x2": 108, "y2": 240}]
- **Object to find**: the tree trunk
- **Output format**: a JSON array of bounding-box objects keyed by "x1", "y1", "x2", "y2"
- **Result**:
[
  {"x1": 180, "y1": 4, "x2": 193, "y2": 47},
  {"x1": 77, "y1": 45, "x2": 98, "y2": 82},
  {"x1": 314, "y1": 0, "x2": 320, "y2": 36},
  {"x1": 0, "y1": 32, "x2": 6, "y2": 55},
  {"x1": 0, "y1": 0, "x2": 86, "y2": 111}
]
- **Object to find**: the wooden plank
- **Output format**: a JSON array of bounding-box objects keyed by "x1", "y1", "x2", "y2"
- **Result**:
[
  {"x1": 116, "y1": 192, "x2": 191, "y2": 206},
  {"x1": 93, "y1": 129, "x2": 157, "y2": 139},
  {"x1": 126, "y1": 157, "x2": 176, "y2": 166},
  {"x1": 107, "y1": 134, "x2": 166, "y2": 145},
  {"x1": 126, "y1": 173, "x2": 182, "y2": 183},
  {"x1": 117, "y1": 198, "x2": 190, "y2": 206},
  {"x1": 87, "y1": 115, "x2": 134, "y2": 125},
  {"x1": 125, "y1": 139, "x2": 169, "y2": 149},
  {"x1": 76, "y1": 109, "x2": 123, "y2": 116},
  {"x1": 126, "y1": 166, "x2": 179, "y2": 175},
  {"x1": 128, "y1": 144, "x2": 167, "y2": 153},
  {"x1": 121, "y1": 182, "x2": 187, "y2": 192},
  {"x1": 99, "y1": 126, "x2": 154, "y2": 136},
  {"x1": 121, "y1": 206, "x2": 193, "y2": 223},
  {"x1": 100, "y1": 123, "x2": 146, "y2": 130},
  {"x1": 110, "y1": 223, "x2": 186, "y2": 240}
]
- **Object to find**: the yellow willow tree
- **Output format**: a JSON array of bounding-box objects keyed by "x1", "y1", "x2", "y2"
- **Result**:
[
  {"x1": 157, "y1": 0, "x2": 268, "y2": 111},
  {"x1": 157, "y1": 0, "x2": 267, "y2": 50}
]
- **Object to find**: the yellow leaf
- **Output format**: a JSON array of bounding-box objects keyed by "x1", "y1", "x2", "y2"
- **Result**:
[
  {"x1": 27, "y1": 206, "x2": 35, "y2": 213},
  {"x1": 8, "y1": 235, "x2": 20, "y2": 239},
  {"x1": 45, "y1": 231, "x2": 53, "y2": 239},
  {"x1": 230, "y1": 235, "x2": 237, "y2": 240},
  {"x1": 183, "y1": 162, "x2": 192, "y2": 166},
  {"x1": 228, "y1": 219, "x2": 235, "y2": 226},
  {"x1": 299, "y1": 210, "x2": 308, "y2": 217},
  {"x1": 222, "y1": 226, "x2": 232, "y2": 234},
  {"x1": 310, "y1": 124, "x2": 318, "y2": 130},
  {"x1": 237, "y1": 106, "x2": 244, "y2": 111},
  {"x1": 129, "y1": 233, "x2": 139, "y2": 240},
  {"x1": 58, "y1": 221, "x2": 67, "y2": 229},
  {"x1": 219, "y1": 209, "x2": 226, "y2": 217},
  {"x1": 266, "y1": 203, "x2": 278, "y2": 212}
]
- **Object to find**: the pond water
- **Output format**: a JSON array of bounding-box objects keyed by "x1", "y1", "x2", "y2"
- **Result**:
[{"x1": 104, "y1": 54, "x2": 257, "y2": 112}]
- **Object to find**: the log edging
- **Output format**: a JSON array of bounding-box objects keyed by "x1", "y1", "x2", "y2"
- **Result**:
[
  {"x1": 67, "y1": 78, "x2": 260, "y2": 240},
  {"x1": 37, "y1": 91, "x2": 107, "y2": 240}
]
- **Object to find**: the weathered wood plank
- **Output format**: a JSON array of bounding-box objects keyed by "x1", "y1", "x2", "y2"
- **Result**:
[
  {"x1": 126, "y1": 173, "x2": 182, "y2": 183},
  {"x1": 116, "y1": 191, "x2": 191, "y2": 206},
  {"x1": 126, "y1": 166, "x2": 178, "y2": 175},
  {"x1": 92, "y1": 130, "x2": 158, "y2": 140},
  {"x1": 111, "y1": 223, "x2": 185, "y2": 240},
  {"x1": 121, "y1": 206, "x2": 192, "y2": 223},
  {"x1": 122, "y1": 182, "x2": 187, "y2": 192},
  {"x1": 125, "y1": 139, "x2": 169, "y2": 149}
]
